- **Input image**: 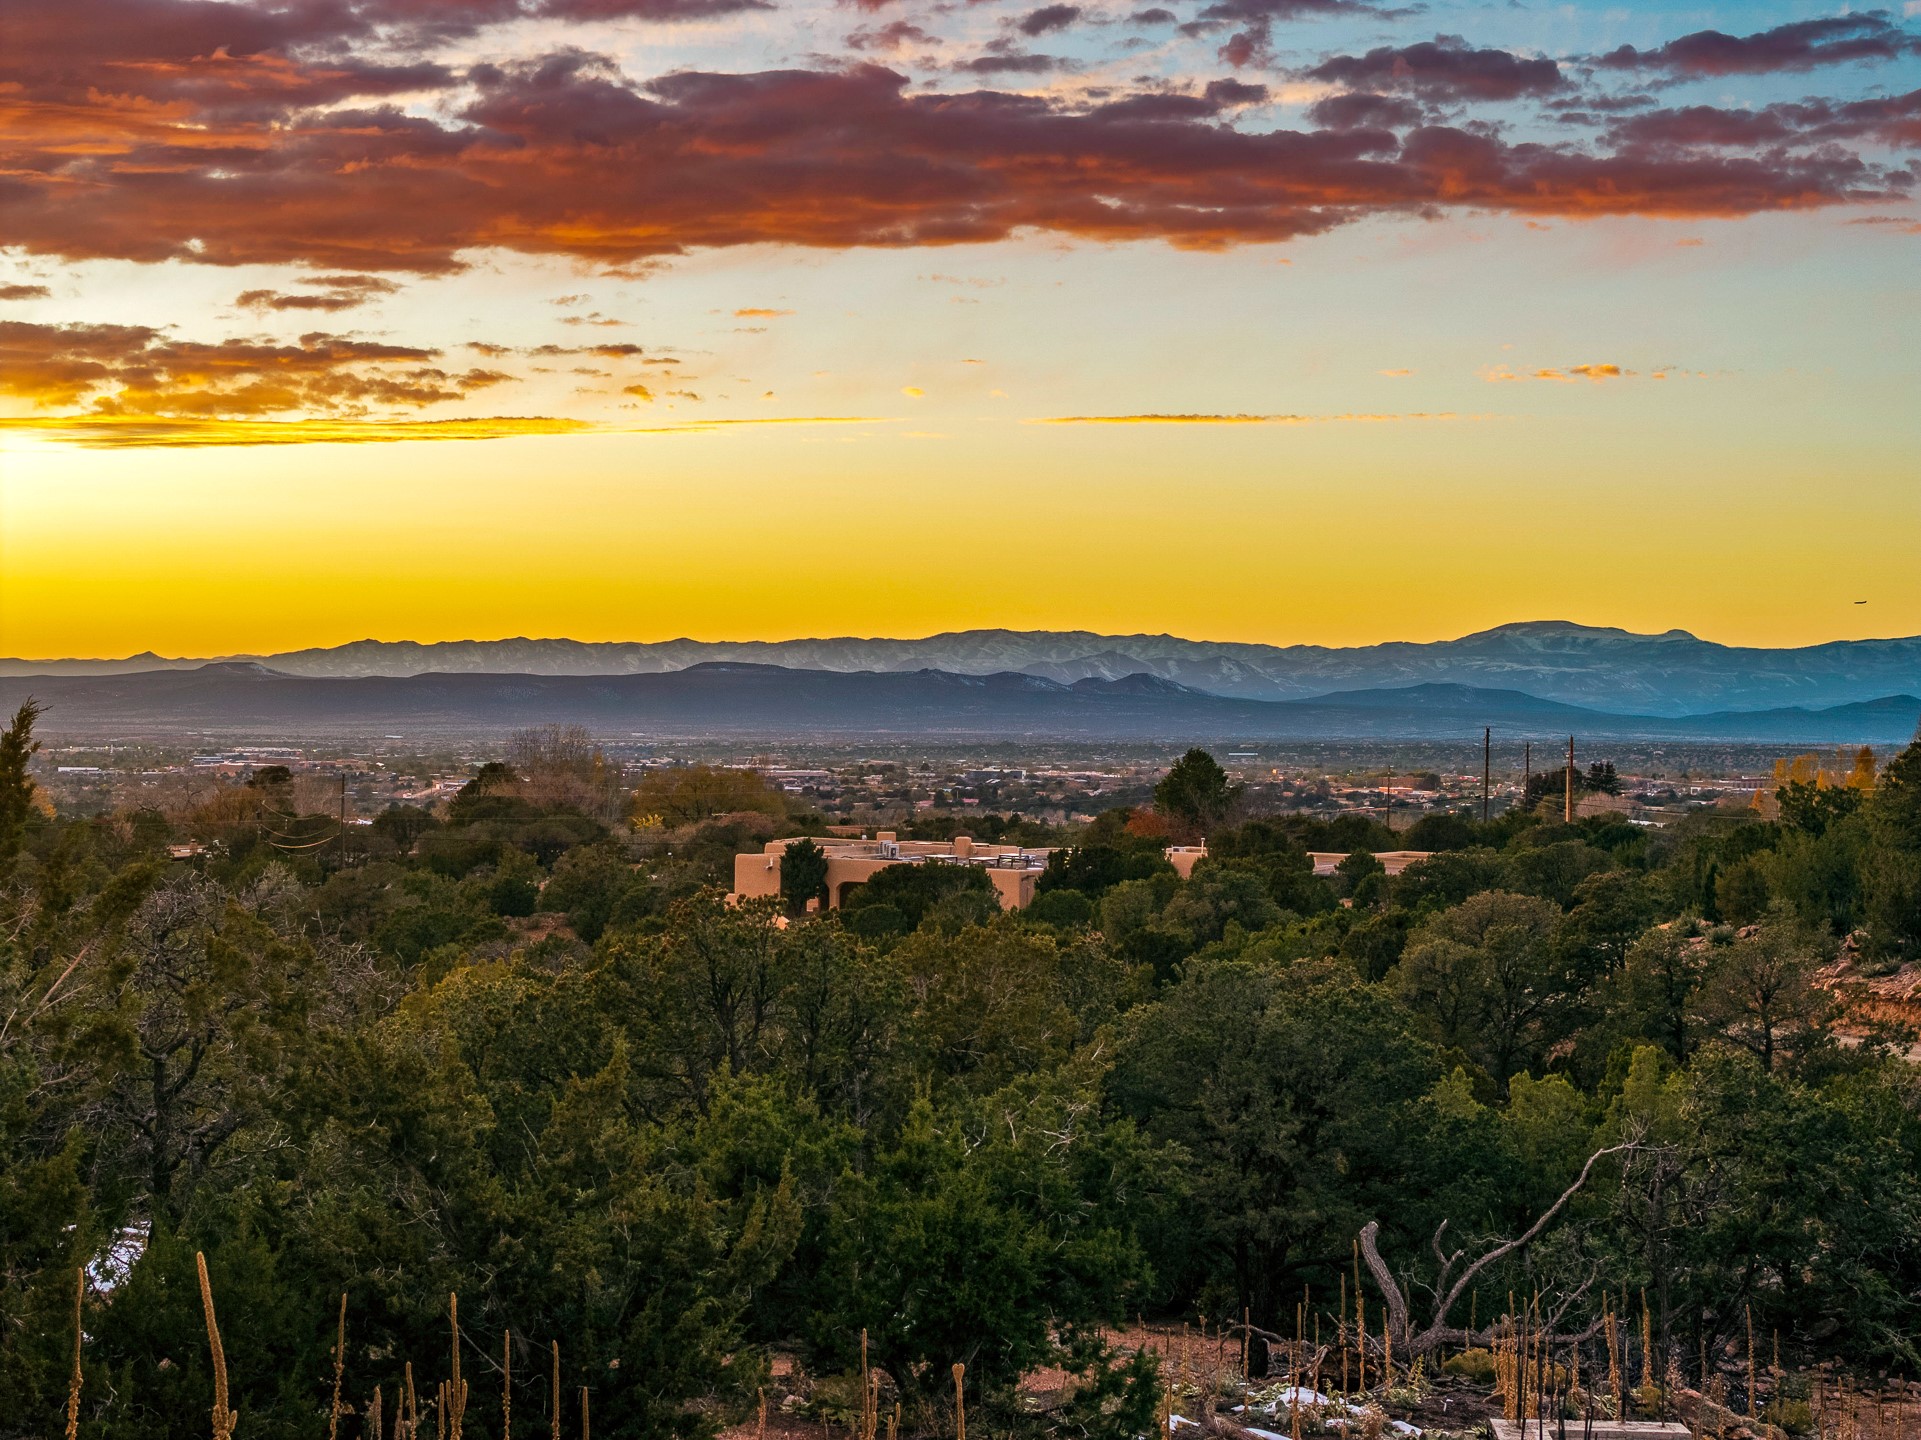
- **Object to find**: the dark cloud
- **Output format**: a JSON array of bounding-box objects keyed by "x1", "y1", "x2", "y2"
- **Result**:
[
  {"x1": 234, "y1": 275, "x2": 402, "y2": 312},
  {"x1": 1204, "y1": 78, "x2": 1269, "y2": 107},
  {"x1": 534, "y1": 0, "x2": 771, "y2": 17},
  {"x1": 955, "y1": 51, "x2": 1059, "y2": 73},
  {"x1": 1307, "y1": 92, "x2": 1425, "y2": 130},
  {"x1": 1016, "y1": 4, "x2": 1083, "y2": 36},
  {"x1": 1597, "y1": 14, "x2": 1920, "y2": 78},
  {"x1": 1607, "y1": 106, "x2": 1797, "y2": 152},
  {"x1": 0, "y1": 284, "x2": 52, "y2": 301},
  {"x1": 1129, "y1": 7, "x2": 1175, "y2": 21},
  {"x1": 4, "y1": 47, "x2": 1906, "y2": 274},
  {"x1": 1182, "y1": 0, "x2": 1374, "y2": 71},
  {"x1": 1305, "y1": 35, "x2": 1566, "y2": 101},
  {"x1": 1087, "y1": 81, "x2": 1265, "y2": 123},
  {"x1": 1607, "y1": 89, "x2": 1921, "y2": 153},
  {"x1": 1218, "y1": 31, "x2": 1272, "y2": 69},
  {"x1": 846, "y1": 20, "x2": 938, "y2": 50}
]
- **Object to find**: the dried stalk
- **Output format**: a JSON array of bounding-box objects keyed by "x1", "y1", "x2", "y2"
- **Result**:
[
  {"x1": 66, "y1": 1268, "x2": 83, "y2": 1440},
  {"x1": 1605, "y1": 1307, "x2": 1621, "y2": 1419},
  {"x1": 447, "y1": 1295, "x2": 468, "y2": 1440},
  {"x1": 953, "y1": 1363, "x2": 966, "y2": 1440},
  {"x1": 328, "y1": 1294, "x2": 348, "y2": 1440},
  {"x1": 195, "y1": 1252, "x2": 237, "y2": 1440},
  {"x1": 552, "y1": 1343, "x2": 561, "y2": 1440}
]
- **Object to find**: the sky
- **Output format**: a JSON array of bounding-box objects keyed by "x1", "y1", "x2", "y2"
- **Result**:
[{"x1": 1, "y1": 0, "x2": 1918, "y2": 658}]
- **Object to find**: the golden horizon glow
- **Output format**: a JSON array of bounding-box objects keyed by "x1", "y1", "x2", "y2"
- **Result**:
[{"x1": 3, "y1": 0, "x2": 1918, "y2": 660}]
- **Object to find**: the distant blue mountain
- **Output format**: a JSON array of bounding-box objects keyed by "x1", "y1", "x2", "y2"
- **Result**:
[
  {"x1": 4, "y1": 621, "x2": 1917, "y2": 717},
  {"x1": 1, "y1": 662, "x2": 1915, "y2": 745}
]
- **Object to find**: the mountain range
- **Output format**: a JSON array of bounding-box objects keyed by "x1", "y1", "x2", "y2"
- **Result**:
[
  {"x1": 5, "y1": 622, "x2": 1918, "y2": 717},
  {"x1": 3, "y1": 663, "x2": 1915, "y2": 745}
]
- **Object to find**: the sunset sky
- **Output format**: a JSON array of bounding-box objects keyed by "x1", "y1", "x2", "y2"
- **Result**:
[{"x1": 2, "y1": 0, "x2": 1918, "y2": 658}]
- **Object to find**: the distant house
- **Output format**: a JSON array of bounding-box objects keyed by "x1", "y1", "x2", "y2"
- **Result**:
[
  {"x1": 733, "y1": 832, "x2": 1054, "y2": 911},
  {"x1": 1167, "y1": 846, "x2": 1433, "y2": 878}
]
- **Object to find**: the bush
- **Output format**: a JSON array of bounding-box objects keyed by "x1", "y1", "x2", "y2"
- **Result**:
[
  {"x1": 1443, "y1": 1348, "x2": 1496, "y2": 1383},
  {"x1": 1764, "y1": 1399, "x2": 1815, "y2": 1435},
  {"x1": 1027, "y1": 888, "x2": 1094, "y2": 928}
]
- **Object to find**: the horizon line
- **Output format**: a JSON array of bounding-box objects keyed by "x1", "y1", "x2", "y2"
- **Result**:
[{"x1": 6, "y1": 618, "x2": 1921, "y2": 667}]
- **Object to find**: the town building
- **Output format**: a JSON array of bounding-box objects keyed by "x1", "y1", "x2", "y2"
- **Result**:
[
  {"x1": 1168, "y1": 846, "x2": 1434, "y2": 878},
  {"x1": 733, "y1": 832, "x2": 1054, "y2": 911}
]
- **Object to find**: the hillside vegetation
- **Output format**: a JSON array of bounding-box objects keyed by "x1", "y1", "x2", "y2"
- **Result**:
[{"x1": 4, "y1": 710, "x2": 1921, "y2": 1440}]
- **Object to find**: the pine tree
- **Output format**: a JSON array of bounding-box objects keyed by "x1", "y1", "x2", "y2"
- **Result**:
[{"x1": 0, "y1": 700, "x2": 43, "y2": 879}]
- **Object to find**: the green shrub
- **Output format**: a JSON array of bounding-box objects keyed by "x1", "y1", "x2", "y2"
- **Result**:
[{"x1": 1443, "y1": 1348, "x2": 1496, "y2": 1383}]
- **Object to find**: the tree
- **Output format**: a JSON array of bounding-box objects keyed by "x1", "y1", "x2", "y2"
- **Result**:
[
  {"x1": 1558, "y1": 869, "x2": 1654, "y2": 977},
  {"x1": 77, "y1": 874, "x2": 344, "y2": 1217},
  {"x1": 1160, "y1": 861, "x2": 1283, "y2": 946},
  {"x1": 630, "y1": 765, "x2": 788, "y2": 829},
  {"x1": 1109, "y1": 956, "x2": 1441, "y2": 1322},
  {"x1": 778, "y1": 837, "x2": 830, "y2": 916},
  {"x1": 1357, "y1": 1138, "x2": 1635, "y2": 1356},
  {"x1": 1715, "y1": 858, "x2": 1771, "y2": 925},
  {"x1": 1601, "y1": 923, "x2": 1710, "y2": 1064},
  {"x1": 1333, "y1": 849, "x2": 1385, "y2": 905},
  {"x1": 1864, "y1": 736, "x2": 1921, "y2": 960},
  {"x1": 1391, "y1": 890, "x2": 1572, "y2": 1090},
  {"x1": 841, "y1": 860, "x2": 996, "y2": 931},
  {"x1": 808, "y1": 1074, "x2": 1162, "y2": 1406},
  {"x1": 1036, "y1": 841, "x2": 1174, "y2": 898},
  {"x1": 1203, "y1": 820, "x2": 1333, "y2": 914},
  {"x1": 370, "y1": 803, "x2": 439, "y2": 851},
  {"x1": 1694, "y1": 911, "x2": 1834, "y2": 1072},
  {"x1": 1153, "y1": 748, "x2": 1241, "y2": 840},
  {"x1": 1402, "y1": 812, "x2": 1480, "y2": 852},
  {"x1": 1778, "y1": 780, "x2": 1863, "y2": 837},
  {"x1": 0, "y1": 700, "x2": 43, "y2": 880}
]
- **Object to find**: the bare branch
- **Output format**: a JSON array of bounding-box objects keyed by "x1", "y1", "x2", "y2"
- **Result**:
[{"x1": 1360, "y1": 1140, "x2": 1642, "y2": 1356}]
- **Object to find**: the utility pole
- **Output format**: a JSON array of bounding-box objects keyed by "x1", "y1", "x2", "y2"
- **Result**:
[
  {"x1": 338, "y1": 773, "x2": 348, "y2": 866},
  {"x1": 1524, "y1": 742, "x2": 1531, "y2": 803},
  {"x1": 1482, "y1": 727, "x2": 1491, "y2": 823},
  {"x1": 1564, "y1": 736, "x2": 1575, "y2": 825}
]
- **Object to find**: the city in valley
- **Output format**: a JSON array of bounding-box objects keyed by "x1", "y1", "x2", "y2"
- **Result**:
[{"x1": 5, "y1": 0, "x2": 1921, "y2": 1429}]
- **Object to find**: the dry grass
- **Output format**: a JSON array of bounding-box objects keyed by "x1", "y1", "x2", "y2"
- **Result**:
[
  {"x1": 195, "y1": 1252, "x2": 236, "y2": 1440},
  {"x1": 329, "y1": 1293, "x2": 348, "y2": 1440},
  {"x1": 66, "y1": 1268, "x2": 83, "y2": 1440}
]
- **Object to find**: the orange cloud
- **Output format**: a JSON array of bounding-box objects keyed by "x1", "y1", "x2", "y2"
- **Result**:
[
  {"x1": 0, "y1": 320, "x2": 516, "y2": 417},
  {"x1": 0, "y1": 414, "x2": 595, "y2": 447},
  {"x1": 1482, "y1": 362, "x2": 1639, "y2": 383},
  {"x1": 1, "y1": 33, "x2": 1905, "y2": 275},
  {"x1": 234, "y1": 274, "x2": 400, "y2": 313},
  {"x1": 734, "y1": 308, "x2": 795, "y2": 317}
]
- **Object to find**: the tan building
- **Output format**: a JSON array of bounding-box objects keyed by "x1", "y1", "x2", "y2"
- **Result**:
[
  {"x1": 733, "y1": 832, "x2": 1054, "y2": 912},
  {"x1": 1165, "y1": 846, "x2": 1208, "y2": 879},
  {"x1": 1308, "y1": 849, "x2": 1432, "y2": 876},
  {"x1": 1166, "y1": 846, "x2": 1434, "y2": 877}
]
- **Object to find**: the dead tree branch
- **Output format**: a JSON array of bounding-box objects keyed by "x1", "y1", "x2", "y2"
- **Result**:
[{"x1": 1359, "y1": 1140, "x2": 1639, "y2": 1356}]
